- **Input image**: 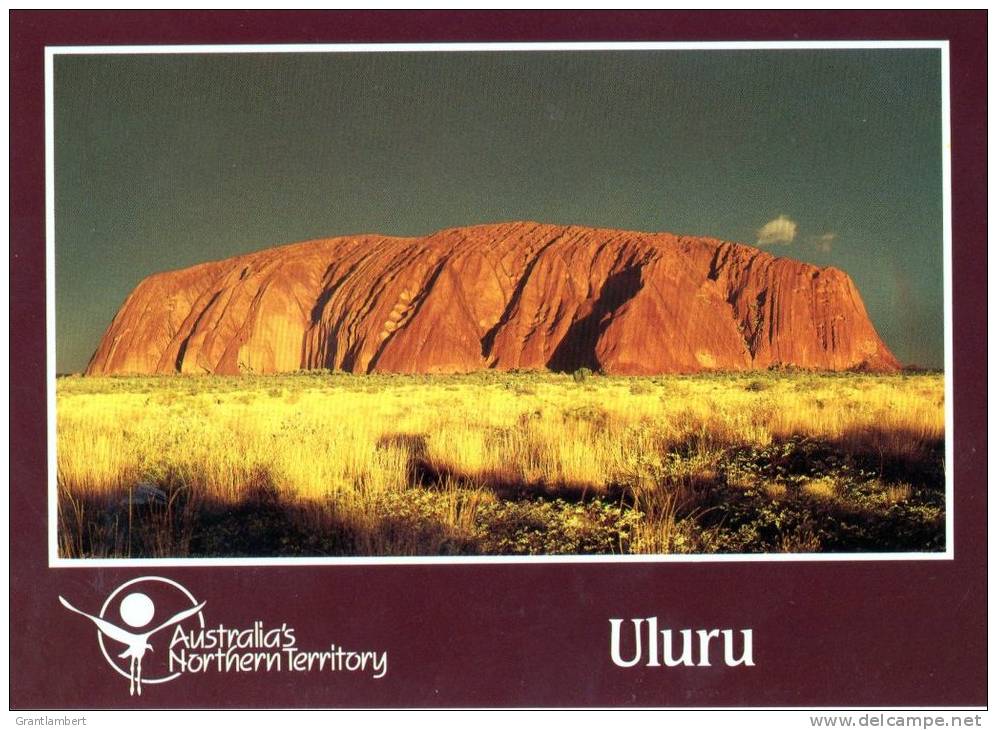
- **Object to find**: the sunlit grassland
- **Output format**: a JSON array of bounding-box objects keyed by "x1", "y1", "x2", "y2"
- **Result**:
[{"x1": 56, "y1": 370, "x2": 945, "y2": 557}]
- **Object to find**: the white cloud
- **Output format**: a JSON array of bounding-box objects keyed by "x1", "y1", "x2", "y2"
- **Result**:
[
  {"x1": 756, "y1": 215, "x2": 797, "y2": 246},
  {"x1": 810, "y1": 232, "x2": 837, "y2": 252}
]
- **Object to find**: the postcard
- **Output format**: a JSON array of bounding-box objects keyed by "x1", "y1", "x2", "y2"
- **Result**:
[{"x1": 8, "y1": 10, "x2": 987, "y2": 713}]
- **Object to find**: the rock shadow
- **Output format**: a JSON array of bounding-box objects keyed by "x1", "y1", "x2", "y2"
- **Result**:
[{"x1": 547, "y1": 267, "x2": 643, "y2": 372}]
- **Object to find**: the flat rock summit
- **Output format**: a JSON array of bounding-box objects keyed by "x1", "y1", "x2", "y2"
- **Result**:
[{"x1": 86, "y1": 221, "x2": 900, "y2": 376}]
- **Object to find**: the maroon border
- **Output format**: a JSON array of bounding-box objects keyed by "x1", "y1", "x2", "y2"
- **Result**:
[{"x1": 9, "y1": 11, "x2": 987, "y2": 709}]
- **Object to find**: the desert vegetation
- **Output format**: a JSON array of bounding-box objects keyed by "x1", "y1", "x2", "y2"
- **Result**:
[{"x1": 56, "y1": 370, "x2": 945, "y2": 558}]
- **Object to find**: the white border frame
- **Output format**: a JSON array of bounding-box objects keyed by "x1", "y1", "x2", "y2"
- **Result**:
[{"x1": 45, "y1": 41, "x2": 954, "y2": 567}]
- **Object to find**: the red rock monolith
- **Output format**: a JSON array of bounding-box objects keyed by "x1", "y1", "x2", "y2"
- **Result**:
[{"x1": 85, "y1": 222, "x2": 900, "y2": 376}]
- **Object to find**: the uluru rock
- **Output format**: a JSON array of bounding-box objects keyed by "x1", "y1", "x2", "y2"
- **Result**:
[{"x1": 85, "y1": 222, "x2": 900, "y2": 376}]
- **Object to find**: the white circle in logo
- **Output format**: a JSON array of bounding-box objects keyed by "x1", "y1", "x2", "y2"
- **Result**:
[
  {"x1": 98, "y1": 576, "x2": 204, "y2": 686},
  {"x1": 119, "y1": 592, "x2": 155, "y2": 627}
]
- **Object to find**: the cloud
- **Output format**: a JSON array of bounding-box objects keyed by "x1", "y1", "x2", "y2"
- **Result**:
[
  {"x1": 810, "y1": 232, "x2": 837, "y2": 253},
  {"x1": 756, "y1": 215, "x2": 797, "y2": 246}
]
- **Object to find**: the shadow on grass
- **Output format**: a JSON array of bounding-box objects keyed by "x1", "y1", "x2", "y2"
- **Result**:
[
  {"x1": 58, "y1": 429, "x2": 946, "y2": 558},
  {"x1": 58, "y1": 464, "x2": 483, "y2": 559},
  {"x1": 377, "y1": 431, "x2": 629, "y2": 503},
  {"x1": 832, "y1": 424, "x2": 945, "y2": 489},
  {"x1": 685, "y1": 431, "x2": 946, "y2": 553}
]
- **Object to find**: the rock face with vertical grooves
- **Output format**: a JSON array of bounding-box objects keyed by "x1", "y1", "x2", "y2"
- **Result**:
[{"x1": 85, "y1": 222, "x2": 900, "y2": 376}]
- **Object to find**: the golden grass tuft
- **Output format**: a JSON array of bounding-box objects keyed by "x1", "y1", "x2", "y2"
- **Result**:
[{"x1": 802, "y1": 477, "x2": 838, "y2": 501}]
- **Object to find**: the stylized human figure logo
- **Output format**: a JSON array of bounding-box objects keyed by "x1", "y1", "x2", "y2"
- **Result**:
[{"x1": 59, "y1": 576, "x2": 205, "y2": 696}]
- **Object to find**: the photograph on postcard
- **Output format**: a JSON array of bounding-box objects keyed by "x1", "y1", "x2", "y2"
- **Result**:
[{"x1": 50, "y1": 45, "x2": 949, "y2": 562}]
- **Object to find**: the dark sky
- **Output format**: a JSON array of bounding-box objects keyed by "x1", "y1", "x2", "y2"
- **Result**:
[{"x1": 54, "y1": 48, "x2": 944, "y2": 373}]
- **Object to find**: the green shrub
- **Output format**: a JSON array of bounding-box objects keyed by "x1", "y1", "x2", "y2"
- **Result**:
[{"x1": 572, "y1": 367, "x2": 592, "y2": 383}]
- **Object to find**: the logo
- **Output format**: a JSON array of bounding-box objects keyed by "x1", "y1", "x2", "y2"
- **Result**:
[
  {"x1": 61, "y1": 575, "x2": 388, "y2": 696},
  {"x1": 60, "y1": 576, "x2": 206, "y2": 696}
]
